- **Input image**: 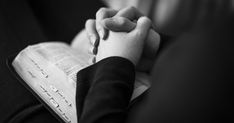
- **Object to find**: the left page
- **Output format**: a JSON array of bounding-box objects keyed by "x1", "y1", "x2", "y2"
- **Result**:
[{"x1": 12, "y1": 42, "x2": 90, "y2": 123}]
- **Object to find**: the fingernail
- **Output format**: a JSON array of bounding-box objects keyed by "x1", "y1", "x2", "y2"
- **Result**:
[
  {"x1": 89, "y1": 47, "x2": 98, "y2": 55},
  {"x1": 90, "y1": 35, "x2": 97, "y2": 46},
  {"x1": 98, "y1": 29, "x2": 105, "y2": 39},
  {"x1": 89, "y1": 47, "x2": 94, "y2": 54}
]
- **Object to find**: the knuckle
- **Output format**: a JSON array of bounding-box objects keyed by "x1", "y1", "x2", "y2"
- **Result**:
[
  {"x1": 118, "y1": 18, "x2": 128, "y2": 26},
  {"x1": 128, "y1": 6, "x2": 136, "y2": 11},
  {"x1": 86, "y1": 19, "x2": 94, "y2": 24},
  {"x1": 125, "y1": 6, "x2": 136, "y2": 12},
  {"x1": 139, "y1": 16, "x2": 152, "y2": 25},
  {"x1": 85, "y1": 19, "x2": 94, "y2": 27},
  {"x1": 96, "y1": 7, "x2": 108, "y2": 17},
  {"x1": 144, "y1": 16, "x2": 152, "y2": 23}
]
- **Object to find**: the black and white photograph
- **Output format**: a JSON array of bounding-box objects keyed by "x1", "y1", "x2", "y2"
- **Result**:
[{"x1": 0, "y1": 0, "x2": 233, "y2": 122}]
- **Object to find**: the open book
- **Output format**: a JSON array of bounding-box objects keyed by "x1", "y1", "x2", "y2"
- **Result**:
[{"x1": 11, "y1": 42, "x2": 150, "y2": 123}]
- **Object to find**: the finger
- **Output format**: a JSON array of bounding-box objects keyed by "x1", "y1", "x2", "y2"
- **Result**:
[
  {"x1": 143, "y1": 29, "x2": 160, "y2": 58},
  {"x1": 92, "y1": 57, "x2": 96, "y2": 64},
  {"x1": 134, "y1": 17, "x2": 160, "y2": 59},
  {"x1": 89, "y1": 56, "x2": 96, "y2": 64},
  {"x1": 115, "y1": 7, "x2": 157, "y2": 32},
  {"x1": 101, "y1": 17, "x2": 136, "y2": 32},
  {"x1": 85, "y1": 19, "x2": 99, "y2": 47},
  {"x1": 96, "y1": 8, "x2": 118, "y2": 39},
  {"x1": 96, "y1": 7, "x2": 118, "y2": 21},
  {"x1": 132, "y1": 16, "x2": 152, "y2": 39},
  {"x1": 88, "y1": 46, "x2": 98, "y2": 55},
  {"x1": 115, "y1": 6, "x2": 144, "y2": 21},
  {"x1": 100, "y1": 7, "x2": 146, "y2": 33}
]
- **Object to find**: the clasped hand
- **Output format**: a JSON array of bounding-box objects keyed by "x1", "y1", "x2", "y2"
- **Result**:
[{"x1": 73, "y1": 7, "x2": 161, "y2": 74}]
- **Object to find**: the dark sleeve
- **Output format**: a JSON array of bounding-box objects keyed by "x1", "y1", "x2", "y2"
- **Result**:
[{"x1": 76, "y1": 57, "x2": 135, "y2": 123}]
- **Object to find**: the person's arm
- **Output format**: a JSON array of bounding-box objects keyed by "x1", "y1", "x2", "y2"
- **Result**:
[
  {"x1": 75, "y1": 12, "x2": 152, "y2": 123},
  {"x1": 76, "y1": 57, "x2": 135, "y2": 123}
]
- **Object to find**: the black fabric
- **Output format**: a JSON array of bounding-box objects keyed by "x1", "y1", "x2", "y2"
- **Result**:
[{"x1": 76, "y1": 57, "x2": 135, "y2": 123}]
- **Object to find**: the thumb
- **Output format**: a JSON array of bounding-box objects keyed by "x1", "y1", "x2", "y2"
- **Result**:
[
  {"x1": 101, "y1": 17, "x2": 136, "y2": 32},
  {"x1": 132, "y1": 16, "x2": 151, "y2": 38}
]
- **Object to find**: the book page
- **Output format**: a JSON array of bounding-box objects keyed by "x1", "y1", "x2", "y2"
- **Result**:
[
  {"x1": 12, "y1": 42, "x2": 150, "y2": 123},
  {"x1": 29, "y1": 42, "x2": 92, "y2": 88},
  {"x1": 13, "y1": 42, "x2": 85, "y2": 123}
]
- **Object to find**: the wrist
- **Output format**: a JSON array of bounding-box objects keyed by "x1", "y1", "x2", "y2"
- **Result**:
[{"x1": 96, "y1": 51, "x2": 141, "y2": 66}]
